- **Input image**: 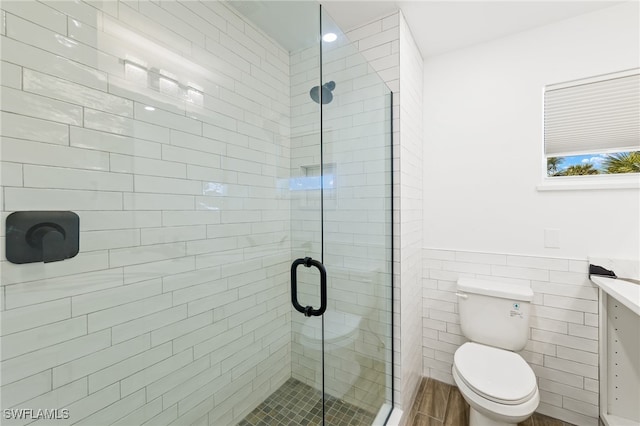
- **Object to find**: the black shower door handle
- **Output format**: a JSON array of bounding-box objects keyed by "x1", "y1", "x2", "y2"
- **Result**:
[{"x1": 291, "y1": 257, "x2": 327, "y2": 317}]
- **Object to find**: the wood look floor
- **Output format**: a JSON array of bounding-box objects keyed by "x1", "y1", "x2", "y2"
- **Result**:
[{"x1": 409, "y1": 378, "x2": 575, "y2": 426}]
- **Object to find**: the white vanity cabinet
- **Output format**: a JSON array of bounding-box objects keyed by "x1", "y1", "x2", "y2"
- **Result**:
[{"x1": 591, "y1": 276, "x2": 640, "y2": 426}]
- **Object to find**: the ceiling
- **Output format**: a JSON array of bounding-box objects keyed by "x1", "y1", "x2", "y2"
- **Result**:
[
  {"x1": 228, "y1": 1, "x2": 320, "y2": 51},
  {"x1": 230, "y1": 1, "x2": 624, "y2": 58},
  {"x1": 322, "y1": 1, "x2": 624, "y2": 58}
]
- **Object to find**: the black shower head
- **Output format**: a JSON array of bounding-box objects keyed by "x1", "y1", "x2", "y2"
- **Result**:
[{"x1": 310, "y1": 81, "x2": 336, "y2": 104}]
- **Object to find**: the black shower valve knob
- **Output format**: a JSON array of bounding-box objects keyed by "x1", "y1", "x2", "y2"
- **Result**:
[
  {"x1": 6, "y1": 211, "x2": 80, "y2": 264},
  {"x1": 27, "y1": 223, "x2": 67, "y2": 263}
]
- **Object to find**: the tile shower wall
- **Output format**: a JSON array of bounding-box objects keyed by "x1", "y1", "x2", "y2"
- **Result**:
[
  {"x1": 0, "y1": 1, "x2": 291, "y2": 425},
  {"x1": 397, "y1": 13, "x2": 424, "y2": 421},
  {"x1": 347, "y1": 14, "x2": 406, "y2": 415},
  {"x1": 345, "y1": 12, "x2": 424, "y2": 421},
  {"x1": 422, "y1": 249, "x2": 599, "y2": 426}
]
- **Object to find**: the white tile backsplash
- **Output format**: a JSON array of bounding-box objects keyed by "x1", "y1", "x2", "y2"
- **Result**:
[{"x1": 423, "y1": 248, "x2": 600, "y2": 425}]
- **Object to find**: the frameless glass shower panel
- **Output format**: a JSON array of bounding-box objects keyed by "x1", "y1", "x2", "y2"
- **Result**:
[
  {"x1": 321, "y1": 7, "x2": 394, "y2": 423},
  {"x1": 1, "y1": 1, "x2": 297, "y2": 424},
  {"x1": 284, "y1": 2, "x2": 326, "y2": 422}
]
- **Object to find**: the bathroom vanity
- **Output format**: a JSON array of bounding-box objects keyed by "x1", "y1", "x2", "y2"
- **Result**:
[{"x1": 589, "y1": 258, "x2": 640, "y2": 426}]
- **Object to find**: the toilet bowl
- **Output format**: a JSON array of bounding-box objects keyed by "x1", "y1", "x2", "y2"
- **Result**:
[
  {"x1": 453, "y1": 342, "x2": 539, "y2": 426},
  {"x1": 300, "y1": 310, "x2": 362, "y2": 398},
  {"x1": 452, "y1": 278, "x2": 540, "y2": 426}
]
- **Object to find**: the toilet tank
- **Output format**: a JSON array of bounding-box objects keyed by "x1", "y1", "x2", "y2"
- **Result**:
[{"x1": 457, "y1": 278, "x2": 534, "y2": 351}]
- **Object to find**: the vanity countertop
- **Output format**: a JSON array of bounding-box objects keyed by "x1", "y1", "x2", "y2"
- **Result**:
[{"x1": 590, "y1": 275, "x2": 640, "y2": 316}]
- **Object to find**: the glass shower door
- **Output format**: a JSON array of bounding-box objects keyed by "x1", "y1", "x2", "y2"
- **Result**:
[
  {"x1": 320, "y1": 7, "x2": 394, "y2": 425},
  {"x1": 286, "y1": 4, "x2": 326, "y2": 424},
  {"x1": 289, "y1": 6, "x2": 394, "y2": 425}
]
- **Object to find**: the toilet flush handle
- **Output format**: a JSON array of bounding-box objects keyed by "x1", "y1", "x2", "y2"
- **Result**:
[{"x1": 455, "y1": 292, "x2": 468, "y2": 299}]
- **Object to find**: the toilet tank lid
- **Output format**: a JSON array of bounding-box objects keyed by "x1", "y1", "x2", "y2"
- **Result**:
[{"x1": 457, "y1": 278, "x2": 534, "y2": 301}]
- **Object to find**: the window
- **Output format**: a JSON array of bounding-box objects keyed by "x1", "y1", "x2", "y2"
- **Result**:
[{"x1": 544, "y1": 69, "x2": 640, "y2": 178}]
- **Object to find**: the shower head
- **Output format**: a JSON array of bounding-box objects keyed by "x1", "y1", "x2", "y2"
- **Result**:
[{"x1": 310, "y1": 81, "x2": 336, "y2": 104}]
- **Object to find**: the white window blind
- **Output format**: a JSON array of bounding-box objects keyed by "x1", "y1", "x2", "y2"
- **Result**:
[{"x1": 544, "y1": 70, "x2": 640, "y2": 157}]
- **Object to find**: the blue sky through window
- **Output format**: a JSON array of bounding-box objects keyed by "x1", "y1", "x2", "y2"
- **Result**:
[
  {"x1": 547, "y1": 151, "x2": 639, "y2": 176},
  {"x1": 557, "y1": 153, "x2": 608, "y2": 171}
]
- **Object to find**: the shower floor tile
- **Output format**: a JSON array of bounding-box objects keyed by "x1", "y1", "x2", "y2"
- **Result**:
[{"x1": 238, "y1": 378, "x2": 377, "y2": 426}]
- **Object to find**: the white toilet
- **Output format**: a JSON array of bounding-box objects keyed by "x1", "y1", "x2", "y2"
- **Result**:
[
  {"x1": 452, "y1": 278, "x2": 540, "y2": 426},
  {"x1": 300, "y1": 310, "x2": 362, "y2": 398}
]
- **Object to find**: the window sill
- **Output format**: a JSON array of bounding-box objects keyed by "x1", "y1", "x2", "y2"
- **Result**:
[{"x1": 537, "y1": 175, "x2": 640, "y2": 191}]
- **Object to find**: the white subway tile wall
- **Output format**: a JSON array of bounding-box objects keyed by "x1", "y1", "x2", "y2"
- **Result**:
[
  {"x1": 397, "y1": 13, "x2": 424, "y2": 420},
  {"x1": 343, "y1": 12, "x2": 402, "y2": 413},
  {"x1": 1, "y1": 1, "x2": 292, "y2": 424},
  {"x1": 422, "y1": 249, "x2": 599, "y2": 426},
  {"x1": 341, "y1": 12, "x2": 424, "y2": 421}
]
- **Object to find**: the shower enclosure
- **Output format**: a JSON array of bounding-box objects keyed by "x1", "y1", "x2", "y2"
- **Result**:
[{"x1": 0, "y1": 1, "x2": 393, "y2": 425}]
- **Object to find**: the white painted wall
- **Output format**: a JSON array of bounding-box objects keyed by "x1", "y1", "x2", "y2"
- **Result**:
[
  {"x1": 421, "y1": 3, "x2": 639, "y2": 425},
  {"x1": 422, "y1": 1, "x2": 640, "y2": 260}
]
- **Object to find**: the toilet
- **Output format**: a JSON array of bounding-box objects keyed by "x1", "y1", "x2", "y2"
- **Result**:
[
  {"x1": 300, "y1": 310, "x2": 362, "y2": 399},
  {"x1": 452, "y1": 278, "x2": 540, "y2": 426}
]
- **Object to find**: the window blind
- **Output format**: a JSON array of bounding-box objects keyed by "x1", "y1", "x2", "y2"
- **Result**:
[{"x1": 544, "y1": 70, "x2": 640, "y2": 157}]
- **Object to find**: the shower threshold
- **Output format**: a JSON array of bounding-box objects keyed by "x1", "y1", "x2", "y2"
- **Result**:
[{"x1": 238, "y1": 378, "x2": 377, "y2": 426}]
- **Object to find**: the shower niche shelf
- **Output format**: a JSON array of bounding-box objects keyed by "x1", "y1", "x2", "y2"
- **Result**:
[{"x1": 292, "y1": 163, "x2": 336, "y2": 210}]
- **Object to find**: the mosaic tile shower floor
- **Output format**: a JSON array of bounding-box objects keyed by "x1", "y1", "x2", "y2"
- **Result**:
[{"x1": 238, "y1": 378, "x2": 377, "y2": 426}]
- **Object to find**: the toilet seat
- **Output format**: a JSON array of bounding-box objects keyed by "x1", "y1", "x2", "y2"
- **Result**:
[
  {"x1": 300, "y1": 311, "x2": 361, "y2": 349},
  {"x1": 454, "y1": 342, "x2": 537, "y2": 405}
]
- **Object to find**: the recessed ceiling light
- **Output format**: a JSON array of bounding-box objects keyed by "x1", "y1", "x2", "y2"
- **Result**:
[
  {"x1": 322, "y1": 33, "x2": 337, "y2": 43},
  {"x1": 144, "y1": 106, "x2": 156, "y2": 111}
]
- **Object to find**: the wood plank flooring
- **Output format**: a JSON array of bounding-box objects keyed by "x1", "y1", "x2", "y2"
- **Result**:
[{"x1": 409, "y1": 378, "x2": 575, "y2": 426}]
